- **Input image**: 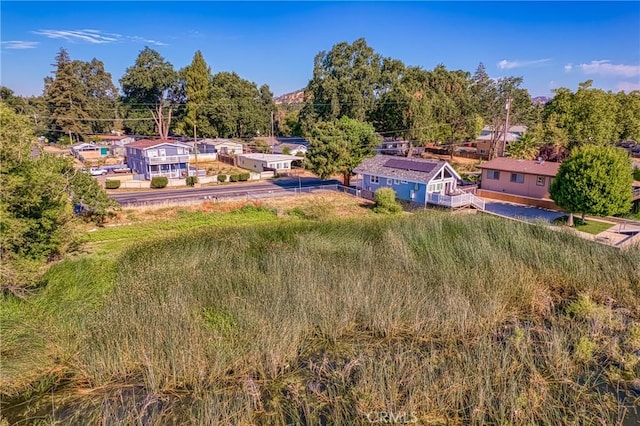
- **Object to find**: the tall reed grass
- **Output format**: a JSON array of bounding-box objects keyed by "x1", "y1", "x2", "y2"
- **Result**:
[{"x1": 2, "y1": 212, "x2": 639, "y2": 424}]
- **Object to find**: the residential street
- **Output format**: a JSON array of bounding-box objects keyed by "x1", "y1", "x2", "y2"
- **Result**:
[{"x1": 109, "y1": 177, "x2": 341, "y2": 206}]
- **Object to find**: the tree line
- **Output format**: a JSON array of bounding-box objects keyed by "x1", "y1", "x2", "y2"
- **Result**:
[
  {"x1": 299, "y1": 38, "x2": 640, "y2": 160},
  {"x1": 1, "y1": 39, "x2": 638, "y2": 156},
  {"x1": 1, "y1": 47, "x2": 276, "y2": 144}
]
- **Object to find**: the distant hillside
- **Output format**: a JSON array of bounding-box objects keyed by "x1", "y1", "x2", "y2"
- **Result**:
[
  {"x1": 275, "y1": 89, "x2": 304, "y2": 105},
  {"x1": 533, "y1": 96, "x2": 552, "y2": 105}
]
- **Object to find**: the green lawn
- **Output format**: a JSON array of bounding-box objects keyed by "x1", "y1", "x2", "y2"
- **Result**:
[
  {"x1": 2, "y1": 209, "x2": 639, "y2": 425},
  {"x1": 552, "y1": 215, "x2": 614, "y2": 235}
]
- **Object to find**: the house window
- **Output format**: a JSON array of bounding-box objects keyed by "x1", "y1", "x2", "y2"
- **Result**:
[
  {"x1": 394, "y1": 179, "x2": 400, "y2": 185},
  {"x1": 487, "y1": 170, "x2": 500, "y2": 180},
  {"x1": 401, "y1": 180, "x2": 408, "y2": 184},
  {"x1": 536, "y1": 176, "x2": 546, "y2": 186},
  {"x1": 510, "y1": 173, "x2": 524, "y2": 184},
  {"x1": 387, "y1": 178, "x2": 393, "y2": 186},
  {"x1": 428, "y1": 183, "x2": 444, "y2": 192},
  {"x1": 370, "y1": 176, "x2": 379, "y2": 184},
  {"x1": 147, "y1": 150, "x2": 158, "y2": 158}
]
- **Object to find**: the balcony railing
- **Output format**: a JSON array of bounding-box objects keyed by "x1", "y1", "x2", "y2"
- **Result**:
[
  {"x1": 427, "y1": 192, "x2": 485, "y2": 210},
  {"x1": 150, "y1": 171, "x2": 183, "y2": 179},
  {"x1": 147, "y1": 155, "x2": 189, "y2": 165}
]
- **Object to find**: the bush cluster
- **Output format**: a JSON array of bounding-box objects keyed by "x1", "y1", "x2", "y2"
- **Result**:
[
  {"x1": 217, "y1": 174, "x2": 227, "y2": 183},
  {"x1": 373, "y1": 187, "x2": 402, "y2": 214},
  {"x1": 105, "y1": 180, "x2": 120, "y2": 189},
  {"x1": 186, "y1": 176, "x2": 198, "y2": 187},
  {"x1": 151, "y1": 176, "x2": 168, "y2": 189}
]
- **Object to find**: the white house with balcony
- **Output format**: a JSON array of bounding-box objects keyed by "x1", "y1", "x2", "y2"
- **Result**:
[{"x1": 125, "y1": 139, "x2": 191, "y2": 180}]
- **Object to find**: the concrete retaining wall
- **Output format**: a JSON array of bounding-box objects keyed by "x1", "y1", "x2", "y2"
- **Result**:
[{"x1": 478, "y1": 189, "x2": 562, "y2": 211}]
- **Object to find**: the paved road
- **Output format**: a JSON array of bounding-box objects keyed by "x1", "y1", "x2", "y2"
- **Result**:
[
  {"x1": 110, "y1": 177, "x2": 341, "y2": 206},
  {"x1": 484, "y1": 201, "x2": 566, "y2": 223}
]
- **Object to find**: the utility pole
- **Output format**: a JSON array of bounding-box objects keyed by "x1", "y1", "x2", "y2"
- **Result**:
[
  {"x1": 499, "y1": 97, "x2": 512, "y2": 157},
  {"x1": 271, "y1": 110, "x2": 275, "y2": 139}
]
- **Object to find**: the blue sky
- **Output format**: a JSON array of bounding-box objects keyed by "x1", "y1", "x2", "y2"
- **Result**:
[{"x1": 1, "y1": 1, "x2": 639, "y2": 98}]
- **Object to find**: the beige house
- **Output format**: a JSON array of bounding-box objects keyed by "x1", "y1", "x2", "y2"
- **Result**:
[
  {"x1": 478, "y1": 158, "x2": 560, "y2": 200},
  {"x1": 197, "y1": 138, "x2": 244, "y2": 155},
  {"x1": 236, "y1": 153, "x2": 302, "y2": 172}
]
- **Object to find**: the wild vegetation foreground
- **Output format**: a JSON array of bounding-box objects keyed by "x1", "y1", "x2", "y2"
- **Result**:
[{"x1": 1, "y1": 206, "x2": 639, "y2": 425}]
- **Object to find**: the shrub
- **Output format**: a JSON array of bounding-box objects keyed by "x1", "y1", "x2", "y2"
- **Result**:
[
  {"x1": 150, "y1": 176, "x2": 168, "y2": 189},
  {"x1": 186, "y1": 176, "x2": 198, "y2": 187},
  {"x1": 229, "y1": 174, "x2": 239, "y2": 182},
  {"x1": 217, "y1": 174, "x2": 227, "y2": 183},
  {"x1": 373, "y1": 187, "x2": 402, "y2": 214},
  {"x1": 105, "y1": 179, "x2": 120, "y2": 190},
  {"x1": 239, "y1": 173, "x2": 250, "y2": 181},
  {"x1": 634, "y1": 167, "x2": 640, "y2": 181}
]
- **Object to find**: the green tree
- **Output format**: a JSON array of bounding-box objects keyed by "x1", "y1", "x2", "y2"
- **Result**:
[
  {"x1": 470, "y1": 63, "x2": 532, "y2": 159},
  {"x1": 78, "y1": 58, "x2": 119, "y2": 134},
  {"x1": 306, "y1": 116, "x2": 380, "y2": 185},
  {"x1": 120, "y1": 47, "x2": 178, "y2": 139},
  {"x1": 44, "y1": 48, "x2": 91, "y2": 143},
  {"x1": 1, "y1": 102, "x2": 118, "y2": 293},
  {"x1": 543, "y1": 82, "x2": 622, "y2": 149},
  {"x1": 1, "y1": 103, "x2": 74, "y2": 292},
  {"x1": 506, "y1": 132, "x2": 541, "y2": 160},
  {"x1": 550, "y1": 145, "x2": 633, "y2": 226},
  {"x1": 300, "y1": 38, "x2": 384, "y2": 130},
  {"x1": 178, "y1": 50, "x2": 213, "y2": 141},
  {"x1": 69, "y1": 170, "x2": 118, "y2": 223},
  {"x1": 616, "y1": 91, "x2": 640, "y2": 141},
  {"x1": 209, "y1": 72, "x2": 273, "y2": 138}
]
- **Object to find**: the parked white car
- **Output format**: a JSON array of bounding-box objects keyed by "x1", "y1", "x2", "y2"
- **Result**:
[{"x1": 89, "y1": 168, "x2": 108, "y2": 176}]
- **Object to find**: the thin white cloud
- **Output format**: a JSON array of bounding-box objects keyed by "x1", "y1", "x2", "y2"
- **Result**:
[
  {"x1": 1, "y1": 40, "x2": 39, "y2": 49},
  {"x1": 497, "y1": 58, "x2": 551, "y2": 69},
  {"x1": 32, "y1": 29, "x2": 168, "y2": 47},
  {"x1": 564, "y1": 63, "x2": 573, "y2": 72},
  {"x1": 33, "y1": 29, "x2": 120, "y2": 44},
  {"x1": 127, "y1": 36, "x2": 168, "y2": 47},
  {"x1": 579, "y1": 60, "x2": 640, "y2": 77},
  {"x1": 617, "y1": 81, "x2": 640, "y2": 92}
]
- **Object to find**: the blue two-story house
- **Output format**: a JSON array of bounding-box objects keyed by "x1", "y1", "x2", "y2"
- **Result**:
[
  {"x1": 126, "y1": 139, "x2": 191, "y2": 180},
  {"x1": 354, "y1": 155, "x2": 484, "y2": 209}
]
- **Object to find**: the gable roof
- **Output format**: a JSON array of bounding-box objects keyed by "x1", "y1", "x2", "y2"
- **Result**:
[
  {"x1": 72, "y1": 142, "x2": 97, "y2": 150},
  {"x1": 127, "y1": 139, "x2": 184, "y2": 150},
  {"x1": 354, "y1": 155, "x2": 460, "y2": 183},
  {"x1": 273, "y1": 143, "x2": 307, "y2": 154},
  {"x1": 238, "y1": 153, "x2": 301, "y2": 162},
  {"x1": 477, "y1": 157, "x2": 560, "y2": 177},
  {"x1": 200, "y1": 138, "x2": 243, "y2": 146}
]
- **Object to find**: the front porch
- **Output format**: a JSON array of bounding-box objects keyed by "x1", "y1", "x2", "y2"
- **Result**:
[
  {"x1": 427, "y1": 192, "x2": 485, "y2": 210},
  {"x1": 147, "y1": 163, "x2": 188, "y2": 179}
]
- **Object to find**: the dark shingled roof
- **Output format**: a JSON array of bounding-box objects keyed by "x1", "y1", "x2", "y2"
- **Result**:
[{"x1": 354, "y1": 154, "x2": 452, "y2": 183}]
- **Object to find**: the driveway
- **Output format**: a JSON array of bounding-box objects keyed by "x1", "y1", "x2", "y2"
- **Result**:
[{"x1": 483, "y1": 201, "x2": 565, "y2": 223}]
